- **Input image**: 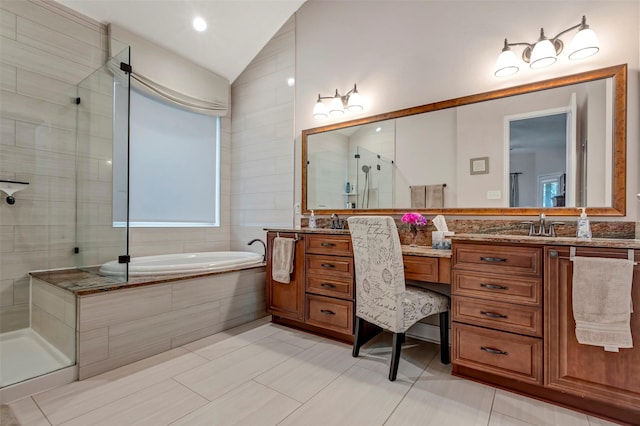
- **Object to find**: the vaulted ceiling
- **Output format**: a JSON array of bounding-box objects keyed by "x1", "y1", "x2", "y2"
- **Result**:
[{"x1": 56, "y1": 0, "x2": 306, "y2": 83}]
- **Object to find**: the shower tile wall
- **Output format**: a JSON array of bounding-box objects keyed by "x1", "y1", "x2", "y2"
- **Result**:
[
  {"x1": 230, "y1": 16, "x2": 296, "y2": 249},
  {"x1": 0, "y1": 0, "x2": 107, "y2": 332},
  {"x1": 0, "y1": 0, "x2": 234, "y2": 331}
]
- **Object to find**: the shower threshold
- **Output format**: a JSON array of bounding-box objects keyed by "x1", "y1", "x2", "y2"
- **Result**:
[{"x1": 0, "y1": 328, "x2": 72, "y2": 388}]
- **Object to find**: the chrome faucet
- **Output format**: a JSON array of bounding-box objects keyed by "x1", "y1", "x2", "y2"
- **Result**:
[
  {"x1": 330, "y1": 213, "x2": 344, "y2": 229},
  {"x1": 523, "y1": 213, "x2": 562, "y2": 237},
  {"x1": 247, "y1": 238, "x2": 266, "y2": 261}
]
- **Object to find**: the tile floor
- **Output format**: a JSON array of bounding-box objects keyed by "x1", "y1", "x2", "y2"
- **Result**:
[{"x1": 6, "y1": 317, "x2": 620, "y2": 426}]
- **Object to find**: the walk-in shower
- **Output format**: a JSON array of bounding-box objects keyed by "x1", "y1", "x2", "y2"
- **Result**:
[{"x1": 0, "y1": 48, "x2": 131, "y2": 391}]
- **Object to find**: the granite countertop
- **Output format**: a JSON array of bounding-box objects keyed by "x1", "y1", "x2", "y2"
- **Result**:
[
  {"x1": 453, "y1": 233, "x2": 640, "y2": 249},
  {"x1": 30, "y1": 262, "x2": 266, "y2": 296},
  {"x1": 265, "y1": 227, "x2": 350, "y2": 235},
  {"x1": 402, "y1": 246, "x2": 452, "y2": 258},
  {"x1": 265, "y1": 227, "x2": 452, "y2": 257}
]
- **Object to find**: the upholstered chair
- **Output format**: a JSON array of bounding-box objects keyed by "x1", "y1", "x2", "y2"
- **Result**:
[{"x1": 347, "y1": 216, "x2": 450, "y2": 381}]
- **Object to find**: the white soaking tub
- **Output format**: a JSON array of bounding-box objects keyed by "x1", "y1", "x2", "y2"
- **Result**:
[{"x1": 99, "y1": 251, "x2": 264, "y2": 277}]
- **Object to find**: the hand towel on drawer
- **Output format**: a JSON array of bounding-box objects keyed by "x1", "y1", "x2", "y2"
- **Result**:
[
  {"x1": 572, "y1": 256, "x2": 634, "y2": 351},
  {"x1": 272, "y1": 237, "x2": 296, "y2": 284}
]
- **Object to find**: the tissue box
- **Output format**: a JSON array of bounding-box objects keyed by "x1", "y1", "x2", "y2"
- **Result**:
[{"x1": 432, "y1": 231, "x2": 454, "y2": 249}]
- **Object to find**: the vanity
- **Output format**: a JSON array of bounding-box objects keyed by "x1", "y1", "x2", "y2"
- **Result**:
[
  {"x1": 450, "y1": 235, "x2": 640, "y2": 425},
  {"x1": 283, "y1": 61, "x2": 638, "y2": 424},
  {"x1": 266, "y1": 230, "x2": 640, "y2": 424},
  {"x1": 265, "y1": 228, "x2": 451, "y2": 342}
]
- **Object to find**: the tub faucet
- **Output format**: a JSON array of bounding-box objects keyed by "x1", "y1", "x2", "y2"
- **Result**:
[{"x1": 247, "y1": 238, "x2": 266, "y2": 261}]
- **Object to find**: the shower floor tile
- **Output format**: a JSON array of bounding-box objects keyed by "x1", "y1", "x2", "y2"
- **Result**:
[{"x1": 0, "y1": 328, "x2": 72, "y2": 388}]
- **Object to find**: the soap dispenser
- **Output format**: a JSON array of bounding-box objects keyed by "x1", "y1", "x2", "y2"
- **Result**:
[
  {"x1": 576, "y1": 207, "x2": 592, "y2": 239},
  {"x1": 309, "y1": 210, "x2": 316, "y2": 229}
]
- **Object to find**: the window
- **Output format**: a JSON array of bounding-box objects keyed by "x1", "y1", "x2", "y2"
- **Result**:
[{"x1": 114, "y1": 87, "x2": 220, "y2": 227}]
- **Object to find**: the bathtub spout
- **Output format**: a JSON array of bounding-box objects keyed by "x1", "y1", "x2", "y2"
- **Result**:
[{"x1": 247, "y1": 238, "x2": 266, "y2": 262}]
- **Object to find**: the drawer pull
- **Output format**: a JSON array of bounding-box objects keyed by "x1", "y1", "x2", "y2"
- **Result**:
[
  {"x1": 480, "y1": 311, "x2": 507, "y2": 319},
  {"x1": 321, "y1": 263, "x2": 336, "y2": 269},
  {"x1": 320, "y1": 283, "x2": 336, "y2": 289},
  {"x1": 320, "y1": 309, "x2": 335, "y2": 315},
  {"x1": 480, "y1": 283, "x2": 508, "y2": 290},
  {"x1": 481, "y1": 346, "x2": 508, "y2": 355},
  {"x1": 480, "y1": 257, "x2": 507, "y2": 263},
  {"x1": 321, "y1": 242, "x2": 336, "y2": 247}
]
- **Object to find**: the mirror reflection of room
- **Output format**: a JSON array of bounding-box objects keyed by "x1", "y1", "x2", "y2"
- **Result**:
[{"x1": 305, "y1": 74, "x2": 614, "y2": 212}]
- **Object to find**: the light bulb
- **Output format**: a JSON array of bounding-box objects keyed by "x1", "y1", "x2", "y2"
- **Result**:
[
  {"x1": 530, "y1": 38, "x2": 557, "y2": 69},
  {"x1": 568, "y1": 27, "x2": 599, "y2": 60},
  {"x1": 495, "y1": 48, "x2": 519, "y2": 77}
]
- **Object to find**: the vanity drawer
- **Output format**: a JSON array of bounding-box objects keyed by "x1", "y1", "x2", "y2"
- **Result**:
[
  {"x1": 453, "y1": 243, "x2": 542, "y2": 277},
  {"x1": 306, "y1": 234, "x2": 353, "y2": 256},
  {"x1": 403, "y1": 255, "x2": 439, "y2": 282},
  {"x1": 453, "y1": 323, "x2": 542, "y2": 384},
  {"x1": 306, "y1": 254, "x2": 354, "y2": 279},
  {"x1": 305, "y1": 294, "x2": 353, "y2": 335},
  {"x1": 452, "y1": 271, "x2": 541, "y2": 306},
  {"x1": 452, "y1": 295, "x2": 542, "y2": 337},
  {"x1": 306, "y1": 275, "x2": 353, "y2": 300}
]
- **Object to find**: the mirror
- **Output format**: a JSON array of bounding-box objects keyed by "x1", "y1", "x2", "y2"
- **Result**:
[{"x1": 302, "y1": 64, "x2": 627, "y2": 216}]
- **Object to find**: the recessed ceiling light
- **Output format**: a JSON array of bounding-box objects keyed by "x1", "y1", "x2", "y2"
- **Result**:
[
  {"x1": 193, "y1": 17, "x2": 207, "y2": 32},
  {"x1": 376, "y1": 127, "x2": 382, "y2": 132},
  {"x1": 287, "y1": 77, "x2": 295, "y2": 87}
]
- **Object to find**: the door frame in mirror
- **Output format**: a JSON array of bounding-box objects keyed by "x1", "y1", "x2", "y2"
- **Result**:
[{"x1": 301, "y1": 64, "x2": 627, "y2": 216}]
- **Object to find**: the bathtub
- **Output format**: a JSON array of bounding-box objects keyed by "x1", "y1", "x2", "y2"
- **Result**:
[{"x1": 99, "y1": 251, "x2": 264, "y2": 277}]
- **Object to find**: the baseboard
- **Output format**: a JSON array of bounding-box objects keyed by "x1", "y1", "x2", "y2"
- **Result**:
[{"x1": 0, "y1": 365, "x2": 77, "y2": 404}]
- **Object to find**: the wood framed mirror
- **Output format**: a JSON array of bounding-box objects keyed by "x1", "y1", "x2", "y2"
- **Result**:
[{"x1": 302, "y1": 64, "x2": 627, "y2": 216}]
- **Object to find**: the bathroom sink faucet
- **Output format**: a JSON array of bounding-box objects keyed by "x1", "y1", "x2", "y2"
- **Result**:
[
  {"x1": 247, "y1": 238, "x2": 266, "y2": 261},
  {"x1": 330, "y1": 213, "x2": 344, "y2": 229},
  {"x1": 523, "y1": 213, "x2": 561, "y2": 237}
]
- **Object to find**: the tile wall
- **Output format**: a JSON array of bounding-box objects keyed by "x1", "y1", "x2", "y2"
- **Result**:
[
  {"x1": 230, "y1": 16, "x2": 296, "y2": 250},
  {"x1": 0, "y1": 0, "x2": 236, "y2": 331},
  {"x1": 0, "y1": 0, "x2": 107, "y2": 331}
]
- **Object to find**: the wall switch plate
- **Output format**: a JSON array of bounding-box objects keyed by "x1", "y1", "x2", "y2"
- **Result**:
[
  {"x1": 487, "y1": 190, "x2": 501, "y2": 200},
  {"x1": 294, "y1": 202, "x2": 301, "y2": 214}
]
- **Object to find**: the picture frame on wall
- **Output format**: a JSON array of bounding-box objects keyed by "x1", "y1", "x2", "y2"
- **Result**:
[{"x1": 470, "y1": 157, "x2": 489, "y2": 175}]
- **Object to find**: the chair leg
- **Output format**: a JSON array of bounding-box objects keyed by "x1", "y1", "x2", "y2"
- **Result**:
[
  {"x1": 439, "y1": 311, "x2": 450, "y2": 364},
  {"x1": 389, "y1": 332, "x2": 405, "y2": 381},
  {"x1": 352, "y1": 316, "x2": 366, "y2": 358}
]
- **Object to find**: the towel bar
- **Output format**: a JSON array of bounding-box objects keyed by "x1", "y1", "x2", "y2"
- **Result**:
[
  {"x1": 275, "y1": 231, "x2": 300, "y2": 241},
  {"x1": 567, "y1": 247, "x2": 637, "y2": 265}
]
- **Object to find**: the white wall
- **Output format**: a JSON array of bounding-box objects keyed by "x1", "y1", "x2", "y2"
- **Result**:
[
  {"x1": 294, "y1": 0, "x2": 639, "y2": 220},
  {"x1": 230, "y1": 17, "x2": 296, "y2": 248}
]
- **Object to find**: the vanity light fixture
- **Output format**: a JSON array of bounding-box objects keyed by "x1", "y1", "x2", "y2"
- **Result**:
[
  {"x1": 495, "y1": 15, "x2": 599, "y2": 77},
  {"x1": 313, "y1": 84, "x2": 363, "y2": 119},
  {"x1": 0, "y1": 179, "x2": 29, "y2": 205}
]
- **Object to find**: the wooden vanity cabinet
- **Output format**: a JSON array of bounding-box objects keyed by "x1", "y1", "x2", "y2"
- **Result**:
[
  {"x1": 451, "y1": 241, "x2": 544, "y2": 385},
  {"x1": 266, "y1": 231, "x2": 356, "y2": 342},
  {"x1": 265, "y1": 231, "x2": 306, "y2": 321},
  {"x1": 545, "y1": 246, "x2": 640, "y2": 423},
  {"x1": 304, "y1": 234, "x2": 355, "y2": 337}
]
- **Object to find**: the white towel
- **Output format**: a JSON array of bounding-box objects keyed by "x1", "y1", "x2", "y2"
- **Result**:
[
  {"x1": 572, "y1": 256, "x2": 634, "y2": 351},
  {"x1": 425, "y1": 184, "x2": 445, "y2": 208},
  {"x1": 272, "y1": 237, "x2": 295, "y2": 284},
  {"x1": 410, "y1": 185, "x2": 426, "y2": 209}
]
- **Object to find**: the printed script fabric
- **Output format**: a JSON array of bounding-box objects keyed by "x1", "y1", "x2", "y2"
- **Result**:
[{"x1": 347, "y1": 216, "x2": 449, "y2": 333}]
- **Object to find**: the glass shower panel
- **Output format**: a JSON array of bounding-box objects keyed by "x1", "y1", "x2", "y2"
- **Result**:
[
  {"x1": 355, "y1": 146, "x2": 394, "y2": 209},
  {"x1": 75, "y1": 48, "x2": 130, "y2": 280}
]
